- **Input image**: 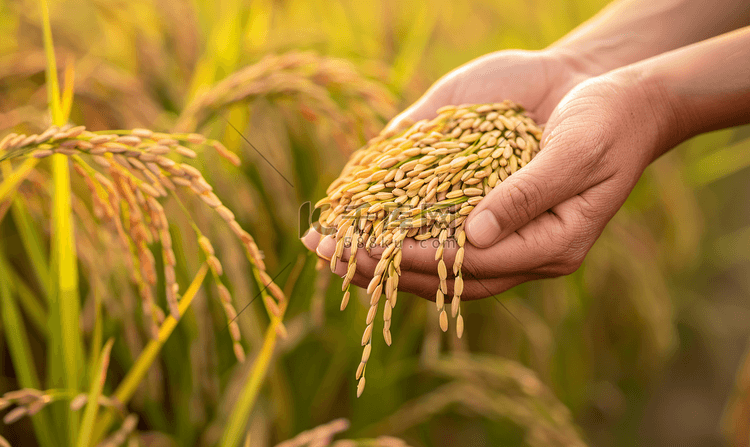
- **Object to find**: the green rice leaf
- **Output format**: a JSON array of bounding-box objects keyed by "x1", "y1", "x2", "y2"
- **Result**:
[
  {"x1": 0, "y1": 251, "x2": 58, "y2": 447},
  {"x1": 76, "y1": 338, "x2": 114, "y2": 447}
]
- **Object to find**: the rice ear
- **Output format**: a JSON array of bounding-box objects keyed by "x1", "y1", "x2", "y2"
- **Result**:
[
  {"x1": 315, "y1": 101, "x2": 543, "y2": 396},
  {"x1": 0, "y1": 125, "x2": 286, "y2": 350}
]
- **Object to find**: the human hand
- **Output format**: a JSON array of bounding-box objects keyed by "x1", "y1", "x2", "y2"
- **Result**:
[{"x1": 303, "y1": 49, "x2": 669, "y2": 300}]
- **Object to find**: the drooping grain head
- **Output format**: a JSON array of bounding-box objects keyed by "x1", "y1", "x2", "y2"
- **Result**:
[
  {"x1": 313, "y1": 100, "x2": 543, "y2": 396},
  {"x1": 174, "y1": 51, "x2": 397, "y2": 154},
  {"x1": 274, "y1": 418, "x2": 350, "y2": 447},
  {"x1": 0, "y1": 125, "x2": 286, "y2": 362}
]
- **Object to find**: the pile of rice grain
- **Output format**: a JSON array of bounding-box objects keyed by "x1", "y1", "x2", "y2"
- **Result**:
[{"x1": 314, "y1": 100, "x2": 543, "y2": 396}]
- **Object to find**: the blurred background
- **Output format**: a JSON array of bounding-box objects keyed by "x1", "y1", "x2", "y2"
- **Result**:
[{"x1": 1, "y1": 0, "x2": 750, "y2": 446}]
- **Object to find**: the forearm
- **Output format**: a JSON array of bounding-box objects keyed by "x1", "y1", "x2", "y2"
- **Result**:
[
  {"x1": 627, "y1": 25, "x2": 750, "y2": 156},
  {"x1": 549, "y1": 0, "x2": 750, "y2": 76}
]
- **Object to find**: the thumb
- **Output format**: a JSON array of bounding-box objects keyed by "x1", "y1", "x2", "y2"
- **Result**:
[
  {"x1": 463, "y1": 71, "x2": 643, "y2": 248},
  {"x1": 464, "y1": 132, "x2": 597, "y2": 248}
]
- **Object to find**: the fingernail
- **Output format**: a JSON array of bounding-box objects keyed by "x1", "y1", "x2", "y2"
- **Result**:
[
  {"x1": 467, "y1": 210, "x2": 500, "y2": 248},
  {"x1": 301, "y1": 234, "x2": 318, "y2": 252},
  {"x1": 316, "y1": 236, "x2": 335, "y2": 261}
]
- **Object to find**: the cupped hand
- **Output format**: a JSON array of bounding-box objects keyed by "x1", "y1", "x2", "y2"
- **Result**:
[{"x1": 304, "y1": 49, "x2": 666, "y2": 300}]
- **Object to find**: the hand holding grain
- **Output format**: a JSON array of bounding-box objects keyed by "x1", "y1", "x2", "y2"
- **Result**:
[
  {"x1": 304, "y1": 48, "x2": 601, "y2": 298},
  {"x1": 305, "y1": 26, "x2": 750, "y2": 300}
]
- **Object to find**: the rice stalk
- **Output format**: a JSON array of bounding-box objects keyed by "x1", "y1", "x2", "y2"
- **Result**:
[
  {"x1": 90, "y1": 263, "x2": 209, "y2": 444},
  {"x1": 273, "y1": 418, "x2": 349, "y2": 447},
  {"x1": 0, "y1": 158, "x2": 39, "y2": 208},
  {"x1": 330, "y1": 437, "x2": 413, "y2": 447},
  {"x1": 1, "y1": 121, "x2": 291, "y2": 444},
  {"x1": 8, "y1": 166, "x2": 141, "y2": 346},
  {"x1": 220, "y1": 288, "x2": 290, "y2": 447},
  {"x1": 0, "y1": 49, "x2": 164, "y2": 132},
  {"x1": 0, "y1": 125, "x2": 285, "y2": 344},
  {"x1": 315, "y1": 101, "x2": 543, "y2": 396},
  {"x1": 40, "y1": 0, "x2": 81, "y2": 442},
  {"x1": 76, "y1": 338, "x2": 115, "y2": 447},
  {"x1": 0, "y1": 250, "x2": 57, "y2": 447},
  {"x1": 96, "y1": 414, "x2": 138, "y2": 447},
  {"x1": 1, "y1": 161, "x2": 51, "y2": 298},
  {"x1": 3, "y1": 266, "x2": 48, "y2": 336},
  {"x1": 0, "y1": 384, "x2": 126, "y2": 429},
  {"x1": 311, "y1": 257, "x2": 332, "y2": 326},
  {"x1": 174, "y1": 51, "x2": 397, "y2": 153},
  {"x1": 365, "y1": 354, "x2": 586, "y2": 447}
]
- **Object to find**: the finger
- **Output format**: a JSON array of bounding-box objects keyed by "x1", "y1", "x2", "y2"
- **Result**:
[
  {"x1": 320, "y1": 184, "x2": 612, "y2": 283},
  {"x1": 339, "y1": 257, "x2": 539, "y2": 301},
  {"x1": 344, "y1": 212, "x2": 568, "y2": 279},
  {"x1": 302, "y1": 228, "x2": 322, "y2": 252},
  {"x1": 326, "y1": 240, "x2": 545, "y2": 301},
  {"x1": 316, "y1": 236, "x2": 389, "y2": 288},
  {"x1": 329, "y1": 256, "x2": 379, "y2": 291},
  {"x1": 397, "y1": 184, "x2": 613, "y2": 278},
  {"x1": 382, "y1": 269, "x2": 540, "y2": 301},
  {"x1": 323, "y1": 191, "x2": 602, "y2": 279},
  {"x1": 336, "y1": 236, "x2": 456, "y2": 278},
  {"x1": 369, "y1": 237, "x2": 459, "y2": 276},
  {"x1": 374, "y1": 211, "x2": 563, "y2": 278},
  {"x1": 316, "y1": 236, "x2": 335, "y2": 261},
  {"x1": 315, "y1": 235, "x2": 376, "y2": 265},
  {"x1": 468, "y1": 180, "x2": 620, "y2": 279},
  {"x1": 464, "y1": 121, "x2": 611, "y2": 249},
  {"x1": 324, "y1": 241, "x2": 528, "y2": 300}
]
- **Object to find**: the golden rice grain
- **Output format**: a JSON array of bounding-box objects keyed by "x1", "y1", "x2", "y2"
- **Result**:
[{"x1": 314, "y1": 100, "x2": 542, "y2": 396}]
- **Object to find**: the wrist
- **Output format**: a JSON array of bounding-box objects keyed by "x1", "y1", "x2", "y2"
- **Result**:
[
  {"x1": 610, "y1": 65, "x2": 684, "y2": 165},
  {"x1": 614, "y1": 26, "x2": 750, "y2": 161},
  {"x1": 539, "y1": 47, "x2": 600, "y2": 99}
]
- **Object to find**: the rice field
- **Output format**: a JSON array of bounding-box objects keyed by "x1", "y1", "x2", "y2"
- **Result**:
[{"x1": 1, "y1": 0, "x2": 750, "y2": 446}]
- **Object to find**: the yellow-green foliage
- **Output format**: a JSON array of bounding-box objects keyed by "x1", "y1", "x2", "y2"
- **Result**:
[{"x1": 1, "y1": 0, "x2": 749, "y2": 447}]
